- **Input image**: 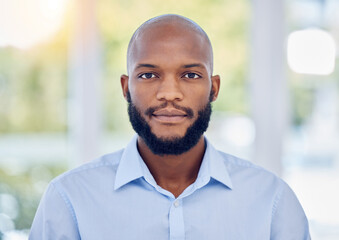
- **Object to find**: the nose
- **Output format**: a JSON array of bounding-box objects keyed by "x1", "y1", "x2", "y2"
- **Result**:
[{"x1": 156, "y1": 75, "x2": 183, "y2": 102}]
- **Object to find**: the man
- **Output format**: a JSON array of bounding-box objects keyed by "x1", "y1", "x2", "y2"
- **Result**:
[{"x1": 30, "y1": 14, "x2": 310, "y2": 239}]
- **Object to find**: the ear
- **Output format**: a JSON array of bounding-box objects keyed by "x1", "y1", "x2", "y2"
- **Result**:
[
  {"x1": 120, "y1": 74, "x2": 129, "y2": 101},
  {"x1": 211, "y1": 75, "x2": 220, "y2": 101}
]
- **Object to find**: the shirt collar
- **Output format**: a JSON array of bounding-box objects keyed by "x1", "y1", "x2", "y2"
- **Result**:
[
  {"x1": 204, "y1": 138, "x2": 233, "y2": 189},
  {"x1": 114, "y1": 135, "x2": 233, "y2": 190},
  {"x1": 114, "y1": 135, "x2": 143, "y2": 190}
]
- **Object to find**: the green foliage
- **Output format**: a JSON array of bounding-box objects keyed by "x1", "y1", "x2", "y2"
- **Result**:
[
  {"x1": 0, "y1": 164, "x2": 66, "y2": 231},
  {"x1": 0, "y1": 33, "x2": 68, "y2": 133},
  {"x1": 289, "y1": 67, "x2": 339, "y2": 126},
  {"x1": 291, "y1": 86, "x2": 315, "y2": 126}
]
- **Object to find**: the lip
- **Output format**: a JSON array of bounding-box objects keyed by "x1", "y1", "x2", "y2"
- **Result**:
[{"x1": 152, "y1": 108, "x2": 188, "y2": 123}]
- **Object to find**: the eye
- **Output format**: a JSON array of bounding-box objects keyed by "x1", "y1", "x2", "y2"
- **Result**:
[
  {"x1": 139, "y1": 73, "x2": 156, "y2": 79},
  {"x1": 183, "y1": 73, "x2": 201, "y2": 79}
]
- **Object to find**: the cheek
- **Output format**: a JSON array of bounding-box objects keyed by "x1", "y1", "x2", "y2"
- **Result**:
[
  {"x1": 184, "y1": 86, "x2": 211, "y2": 104},
  {"x1": 129, "y1": 85, "x2": 149, "y2": 103},
  {"x1": 129, "y1": 92, "x2": 155, "y2": 117},
  {"x1": 129, "y1": 80, "x2": 156, "y2": 100}
]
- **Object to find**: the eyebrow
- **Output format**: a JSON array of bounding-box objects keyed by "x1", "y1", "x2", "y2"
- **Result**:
[
  {"x1": 135, "y1": 64, "x2": 159, "y2": 69},
  {"x1": 182, "y1": 63, "x2": 204, "y2": 69},
  {"x1": 135, "y1": 63, "x2": 205, "y2": 70}
]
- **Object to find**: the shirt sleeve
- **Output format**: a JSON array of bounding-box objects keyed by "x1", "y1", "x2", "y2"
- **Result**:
[
  {"x1": 270, "y1": 181, "x2": 311, "y2": 240},
  {"x1": 29, "y1": 182, "x2": 80, "y2": 240}
]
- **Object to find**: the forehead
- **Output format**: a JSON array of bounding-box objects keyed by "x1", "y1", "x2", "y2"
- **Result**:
[{"x1": 128, "y1": 23, "x2": 212, "y2": 73}]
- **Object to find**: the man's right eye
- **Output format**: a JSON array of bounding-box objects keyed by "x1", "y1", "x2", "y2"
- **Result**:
[{"x1": 139, "y1": 73, "x2": 156, "y2": 79}]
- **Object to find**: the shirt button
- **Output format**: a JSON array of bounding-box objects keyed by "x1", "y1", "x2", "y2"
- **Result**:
[{"x1": 173, "y1": 200, "x2": 179, "y2": 208}]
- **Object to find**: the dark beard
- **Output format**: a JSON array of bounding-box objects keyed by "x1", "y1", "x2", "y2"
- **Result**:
[{"x1": 127, "y1": 91, "x2": 213, "y2": 156}]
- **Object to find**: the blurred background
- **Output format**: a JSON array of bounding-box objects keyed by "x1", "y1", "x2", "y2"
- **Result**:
[{"x1": 0, "y1": 0, "x2": 338, "y2": 239}]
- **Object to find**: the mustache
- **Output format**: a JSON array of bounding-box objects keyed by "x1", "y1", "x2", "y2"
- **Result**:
[
  {"x1": 126, "y1": 90, "x2": 209, "y2": 119},
  {"x1": 145, "y1": 102, "x2": 194, "y2": 119}
]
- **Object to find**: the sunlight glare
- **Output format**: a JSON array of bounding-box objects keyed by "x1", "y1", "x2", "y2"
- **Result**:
[{"x1": 0, "y1": 0, "x2": 68, "y2": 49}]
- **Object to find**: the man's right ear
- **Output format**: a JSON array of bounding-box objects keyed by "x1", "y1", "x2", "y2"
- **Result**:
[{"x1": 120, "y1": 74, "x2": 129, "y2": 101}]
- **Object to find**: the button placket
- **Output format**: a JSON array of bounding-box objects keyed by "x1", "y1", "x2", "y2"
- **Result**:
[{"x1": 169, "y1": 199, "x2": 185, "y2": 240}]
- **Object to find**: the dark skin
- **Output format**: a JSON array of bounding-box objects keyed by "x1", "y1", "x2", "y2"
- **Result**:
[{"x1": 121, "y1": 16, "x2": 220, "y2": 198}]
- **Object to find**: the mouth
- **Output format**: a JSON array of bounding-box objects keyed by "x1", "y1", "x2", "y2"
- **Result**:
[{"x1": 152, "y1": 108, "x2": 188, "y2": 123}]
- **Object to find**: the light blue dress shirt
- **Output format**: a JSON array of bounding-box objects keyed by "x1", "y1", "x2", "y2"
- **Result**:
[{"x1": 30, "y1": 135, "x2": 310, "y2": 240}]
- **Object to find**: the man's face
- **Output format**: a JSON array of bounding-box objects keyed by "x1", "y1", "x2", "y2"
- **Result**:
[{"x1": 121, "y1": 22, "x2": 220, "y2": 155}]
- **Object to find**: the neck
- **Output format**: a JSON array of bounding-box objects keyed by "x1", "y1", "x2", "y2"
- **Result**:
[{"x1": 137, "y1": 136, "x2": 206, "y2": 198}]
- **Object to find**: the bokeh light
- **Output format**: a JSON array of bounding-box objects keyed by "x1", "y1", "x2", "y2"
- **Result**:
[{"x1": 287, "y1": 28, "x2": 336, "y2": 75}]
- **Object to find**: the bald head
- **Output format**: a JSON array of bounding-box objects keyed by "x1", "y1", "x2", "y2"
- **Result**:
[{"x1": 126, "y1": 14, "x2": 214, "y2": 75}]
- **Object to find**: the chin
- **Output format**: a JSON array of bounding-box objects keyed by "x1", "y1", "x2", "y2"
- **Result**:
[
  {"x1": 152, "y1": 132, "x2": 185, "y2": 141},
  {"x1": 150, "y1": 124, "x2": 191, "y2": 139}
]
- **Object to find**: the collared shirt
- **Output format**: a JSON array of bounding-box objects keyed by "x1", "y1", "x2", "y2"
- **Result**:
[{"x1": 29, "y1": 135, "x2": 310, "y2": 240}]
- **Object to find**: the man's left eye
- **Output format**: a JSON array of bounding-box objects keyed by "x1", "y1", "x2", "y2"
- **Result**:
[{"x1": 184, "y1": 73, "x2": 201, "y2": 79}]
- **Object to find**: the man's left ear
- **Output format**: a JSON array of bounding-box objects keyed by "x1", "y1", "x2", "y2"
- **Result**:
[{"x1": 211, "y1": 75, "x2": 220, "y2": 102}]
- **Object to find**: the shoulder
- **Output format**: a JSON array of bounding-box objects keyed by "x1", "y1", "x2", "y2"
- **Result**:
[
  {"x1": 216, "y1": 152, "x2": 310, "y2": 238},
  {"x1": 216, "y1": 151, "x2": 307, "y2": 218},
  {"x1": 218, "y1": 150, "x2": 278, "y2": 177},
  {"x1": 50, "y1": 148, "x2": 125, "y2": 189},
  {"x1": 217, "y1": 151, "x2": 285, "y2": 193}
]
